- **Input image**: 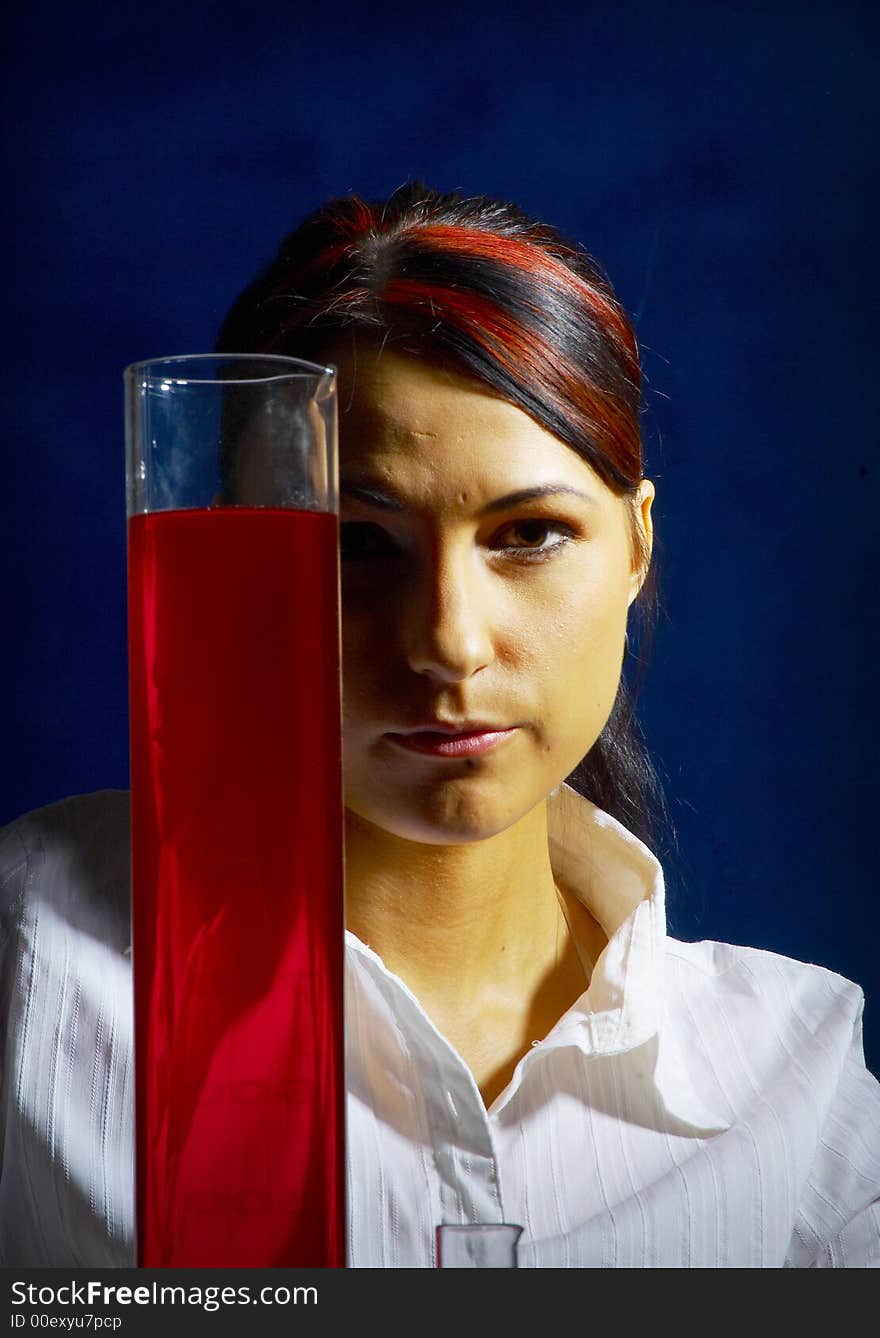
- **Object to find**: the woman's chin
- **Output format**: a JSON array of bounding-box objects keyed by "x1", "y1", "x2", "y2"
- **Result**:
[{"x1": 343, "y1": 782, "x2": 535, "y2": 848}]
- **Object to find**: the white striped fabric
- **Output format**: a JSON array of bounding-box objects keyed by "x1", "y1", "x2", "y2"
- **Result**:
[{"x1": 1, "y1": 788, "x2": 878, "y2": 1267}]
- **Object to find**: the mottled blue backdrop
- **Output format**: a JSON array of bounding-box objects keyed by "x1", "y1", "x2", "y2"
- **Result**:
[{"x1": 4, "y1": 1, "x2": 877, "y2": 1071}]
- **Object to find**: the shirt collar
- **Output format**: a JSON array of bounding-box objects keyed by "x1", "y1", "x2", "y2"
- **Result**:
[
  {"x1": 546, "y1": 781, "x2": 666, "y2": 1053},
  {"x1": 545, "y1": 782, "x2": 728, "y2": 1132}
]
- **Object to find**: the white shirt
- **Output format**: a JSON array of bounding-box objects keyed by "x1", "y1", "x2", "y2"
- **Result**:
[{"x1": 1, "y1": 787, "x2": 878, "y2": 1267}]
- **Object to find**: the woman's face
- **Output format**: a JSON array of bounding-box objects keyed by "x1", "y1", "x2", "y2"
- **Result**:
[{"x1": 335, "y1": 345, "x2": 654, "y2": 846}]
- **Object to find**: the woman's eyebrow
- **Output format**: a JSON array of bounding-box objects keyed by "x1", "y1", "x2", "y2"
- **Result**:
[
  {"x1": 482, "y1": 486, "x2": 599, "y2": 514},
  {"x1": 340, "y1": 480, "x2": 599, "y2": 513}
]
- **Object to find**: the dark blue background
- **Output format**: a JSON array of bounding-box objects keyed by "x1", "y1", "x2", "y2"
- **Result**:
[{"x1": 4, "y1": 1, "x2": 877, "y2": 1072}]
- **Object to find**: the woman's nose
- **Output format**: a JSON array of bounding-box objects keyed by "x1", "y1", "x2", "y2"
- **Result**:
[{"x1": 403, "y1": 547, "x2": 495, "y2": 684}]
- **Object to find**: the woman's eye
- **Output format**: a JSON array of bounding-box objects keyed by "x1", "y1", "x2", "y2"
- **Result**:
[
  {"x1": 339, "y1": 521, "x2": 398, "y2": 562},
  {"x1": 340, "y1": 518, "x2": 575, "y2": 564},
  {"x1": 493, "y1": 519, "x2": 574, "y2": 558}
]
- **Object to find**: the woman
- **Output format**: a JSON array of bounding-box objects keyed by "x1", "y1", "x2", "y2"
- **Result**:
[{"x1": 2, "y1": 184, "x2": 878, "y2": 1267}]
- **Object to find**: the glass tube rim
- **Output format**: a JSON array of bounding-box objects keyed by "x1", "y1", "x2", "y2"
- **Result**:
[{"x1": 124, "y1": 351, "x2": 336, "y2": 387}]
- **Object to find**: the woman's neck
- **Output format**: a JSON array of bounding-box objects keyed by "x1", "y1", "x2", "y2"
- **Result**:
[
  {"x1": 343, "y1": 800, "x2": 597, "y2": 1110},
  {"x1": 344, "y1": 800, "x2": 561, "y2": 997}
]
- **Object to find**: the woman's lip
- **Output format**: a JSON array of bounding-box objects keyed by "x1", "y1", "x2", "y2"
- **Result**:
[{"x1": 385, "y1": 728, "x2": 518, "y2": 757}]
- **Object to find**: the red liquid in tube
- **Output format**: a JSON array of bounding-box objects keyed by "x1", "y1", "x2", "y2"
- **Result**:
[{"x1": 127, "y1": 507, "x2": 345, "y2": 1267}]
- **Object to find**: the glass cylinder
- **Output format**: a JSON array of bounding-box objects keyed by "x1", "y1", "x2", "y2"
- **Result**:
[
  {"x1": 124, "y1": 354, "x2": 344, "y2": 1267},
  {"x1": 436, "y1": 1224, "x2": 524, "y2": 1267}
]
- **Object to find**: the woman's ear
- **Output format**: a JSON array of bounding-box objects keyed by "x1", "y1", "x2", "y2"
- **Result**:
[{"x1": 628, "y1": 478, "x2": 655, "y2": 605}]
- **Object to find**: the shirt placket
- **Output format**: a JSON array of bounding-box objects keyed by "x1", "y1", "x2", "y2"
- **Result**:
[
  {"x1": 360, "y1": 946, "x2": 509, "y2": 1242},
  {"x1": 417, "y1": 1026, "x2": 505, "y2": 1229}
]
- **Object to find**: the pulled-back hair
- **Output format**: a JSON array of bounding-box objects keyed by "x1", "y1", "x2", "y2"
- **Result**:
[{"x1": 217, "y1": 182, "x2": 668, "y2": 850}]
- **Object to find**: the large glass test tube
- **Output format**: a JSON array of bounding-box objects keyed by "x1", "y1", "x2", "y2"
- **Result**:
[{"x1": 125, "y1": 354, "x2": 344, "y2": 1267}]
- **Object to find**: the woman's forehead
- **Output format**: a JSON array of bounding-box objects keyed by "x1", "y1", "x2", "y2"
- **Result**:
[
  {"x1": 334, "y1": 343, "x2": 506, "y2": 429},
  {"x1": 332, "y1": 344, "x2": 611, "y2": 500}
]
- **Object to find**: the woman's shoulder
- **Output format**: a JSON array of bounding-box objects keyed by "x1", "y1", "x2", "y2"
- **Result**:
[
  {"x1": 1, "y1": 788, "x2": 130, "y2": 852},
  {"x1": 663, "y1": 933, "x2": 872, "y2": 1080},
  {"x1": 0, "y1": 790, "x2": 131, "y2": 948},
  {"x1": 0, "y1": 792, "x2": 134, "y2": 1267},
  {"x1": 2, "y1": 788, "x2": 130, "y2": 848},
  {"x1": 662, "y1": 937, "x2": 880, "y2": 1266},
  {"x1": 665, "y1": 933, "x2": 865, "y2": 1009}
]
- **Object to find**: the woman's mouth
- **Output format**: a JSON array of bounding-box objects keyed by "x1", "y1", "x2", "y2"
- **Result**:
[{"x1": 385, "y1": 727, "x2": 518, "y2": 757}]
